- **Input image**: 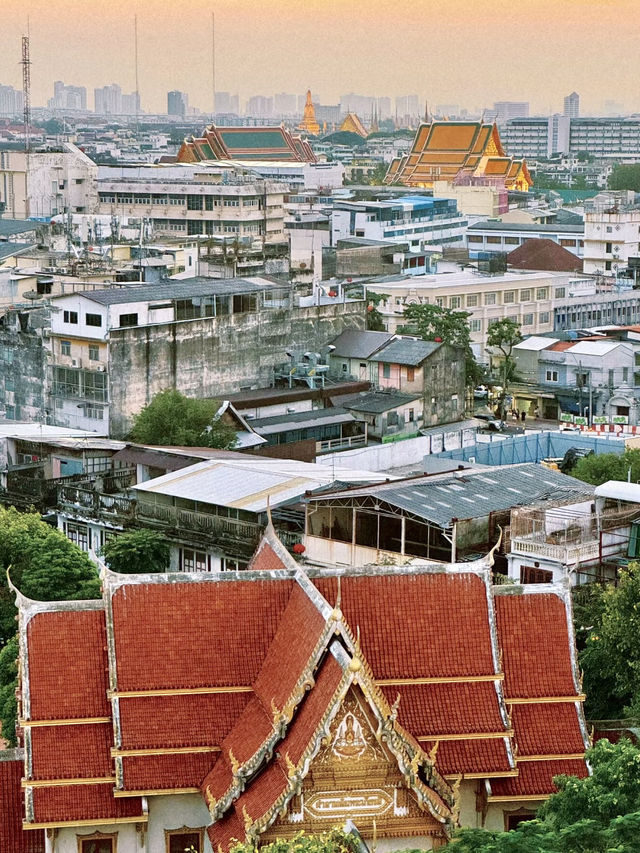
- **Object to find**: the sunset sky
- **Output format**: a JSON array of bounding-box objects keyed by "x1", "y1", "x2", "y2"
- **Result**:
[{"x1": 1, "y1": 0, "x2": 639, "y2": 116}]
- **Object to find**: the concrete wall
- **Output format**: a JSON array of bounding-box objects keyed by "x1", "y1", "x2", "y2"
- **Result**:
[
  {"x1": 108, "y1": 301, "x2": 366, "y2": 437},
  {"x1": 0, "y1": 308, "x2": 48, "y2": 423}
]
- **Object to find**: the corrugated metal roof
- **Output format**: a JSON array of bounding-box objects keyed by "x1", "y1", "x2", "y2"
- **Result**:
[
  {"x1": 251, "y1": 407, "x2": 357, "y2": 435},
  {"x1": 62, "y1": 277, "x2": 281, "y2": 306},
  {"x1": 344, "y1": 391, "x2": 421, "y2": 414},
  {"x1": 514, "y1": 336, "x2": 560, "y2": 352},
  {"x1": 305, "y1": 464, "x2": 594, "y2": 528},
  {"x1": 330, "y1": 329, "x2": 394, "y2": 359},
  {"x1": 0, "y1": 220, "x2": 38, "y2": 237},
  {"x1": 374, "y1": 338, "x2": 442, "y2": 366},
  {"x1": 132, "y1": 457, "x2": 387, "y2": 513},
  {"x1": 567, "y1": 340, "x2": 624, "y2": 356}
]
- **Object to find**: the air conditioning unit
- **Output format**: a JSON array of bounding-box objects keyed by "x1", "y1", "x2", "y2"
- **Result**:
[
  {"x1": 96, "y1": 365, "x2": 106, "y2": 372},
  {"x1": 71, "y1": 358, "x2": 79, "y2": 367}
]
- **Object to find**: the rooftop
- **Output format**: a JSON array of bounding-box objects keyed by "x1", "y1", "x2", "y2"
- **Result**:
[
  {"x1": 329, "y1": 328, "x2": 395, "y2": 359},
  {"x1": 374, "y1": 338, "x2": 443, "y2": 365},
  {"x1": 343, "y1": 390, "x2": 422, "y2": 414},
  {"x1": 251, "y1": 407, "x2": 359, "y2": 435},
  {"x1": 0, "y1": 219, "x2": 40, "y2": 237},
  {"x1": 469, "y1": 220, "x2": 584, "y2": 234}
]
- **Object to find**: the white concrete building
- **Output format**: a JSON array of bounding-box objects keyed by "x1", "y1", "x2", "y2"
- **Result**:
[{"x1": 583, "y1": 201, "x2": 640, "y2": 274}]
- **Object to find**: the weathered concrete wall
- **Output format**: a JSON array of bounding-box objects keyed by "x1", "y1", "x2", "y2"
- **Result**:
[
  {"x1": 108, "y1": 301, "x2": 366, "y2": 437},
  {"x1": 423, "y1": 343, "x2": 467, "y2": 427},
  {"x1": 0, "y1": 309, "x2": 48, "y2": 423}
]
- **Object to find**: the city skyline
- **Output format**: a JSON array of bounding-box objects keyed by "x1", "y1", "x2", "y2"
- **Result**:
[{"x1": 1, "y1": 0, "x2": 640, "y2": 116}]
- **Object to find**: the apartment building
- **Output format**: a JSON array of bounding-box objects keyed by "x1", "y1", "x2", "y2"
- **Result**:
[
  {"x1": 466, "y1": 219, "x2": 584, "y2": 258},
  {"x1": 583, "y1": 202, "x2": 640, "y2": 274},
  {"x1": 46, "y1": 277, "x2": 366, "y2": 435},
  {"x1": 96, "y1": 163, "x2": 288, "y2": 242},
  {"x1": 502, "y1": 115, "x2": 640, "y2": 161},
  {"x1": 366, "y1": 270, "x2": 640, "y2": 360},
  {"x1": 331, "y1": 196, "x2": 467, "y2": 249}
]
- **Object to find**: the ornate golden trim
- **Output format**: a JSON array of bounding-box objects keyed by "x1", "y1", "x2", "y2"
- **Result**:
[
  {"x1": 505, "y1": 695, "x2": 585, "y2": 704},
  {"x1": 444, "y1": 770, "x2": 519, "y2": 780},
  {"x1": 76, "y1": 830, "x2": 118, "y2": 853},
  {"x1": 418, "y1": 730, "x2": 513, "y2": 742},
  {"x1": 487, "y1": 794, "x2": 549, "y2": 802},
  {"x1": 113, "y1": 746, "x2": 219, "y2": 757},
  {"x1": 23, "y1": 778, "x2": 115, "y2": 788},
  {"x1": 517, "y1": 753, "x2": 585, "y2": 762},
  {"x1": 376, "y1": 674, "x2": 504, "y2": 686},
  {"x1": 25, "y1": 816, "x2": 146, "y2": 830},
  {"x1": 20, "y1": 717, "x2": 111, "y2": 728},
  {"x1": 110, "y1": 686, "x2": 252, "y2": 698},
  {"x1": 113, "y1": 788, "x2": 200, "y2": 797}
]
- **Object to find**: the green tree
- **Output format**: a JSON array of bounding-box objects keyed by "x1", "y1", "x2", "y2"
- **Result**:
[
  {"x1": 571, "y1": 448, "x2": 640, "y2": 486},
  {"x1": 609, "y1": 164, "x2": 640, "y2": 192},
  {"x1": 129, "y1": 390, "x2": 237, "y2": 448},
  {"x1": 365, "y1": 290, "x2": 388, "y2": 331},
  {"x1": 400, "y1": 302, "x2": 482, "y2": 386},
  {"x1": 455, "y1": 739, "x2": 640, "y2": 853},
  {"x1": 369, "y1": 162, "x2": 389, "y2": 185},
  {"x1": 230, "y1": 829, "x2": 360, "y2": 853},
  {"x1": 0, "y1": 636, "x2": 18, "y2": 746},
  {"x1": 101, "y1": 529, "x2": 170, "y2": 574},
  {"x1": 580, "y1": 562, "x2": 640, "y2": 719},
  {"x1": 486, "y1": 319, "x2": 522, "y2": 417},
  {"x1": 0, "y1": 506, "x2": 101, "y2": 645}
]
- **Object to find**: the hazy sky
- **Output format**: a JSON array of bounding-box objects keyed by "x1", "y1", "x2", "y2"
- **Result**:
[{"x1": 1, "y1": 0, "x2": 639, "y2": 116}]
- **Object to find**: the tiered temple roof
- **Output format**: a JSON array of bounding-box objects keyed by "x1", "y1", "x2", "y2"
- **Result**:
[
  {"x1": 177, "y1": 125, "x2": 317, "y2": 164},
  {"x1": 386, "y1": 120, "x2": 532, "y2": 191},
  {"x1": 339, "y1": 112, "x2": 368, "y2": 138},
  {"x1": 9, "y1": 526, "x2": 588, "y2": 850}
]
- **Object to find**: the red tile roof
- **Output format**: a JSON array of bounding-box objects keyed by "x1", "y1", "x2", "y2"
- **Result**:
[
  {"x1": 121, "y1": 753, "x2": 214, "y2": 790},
  {"x1": 0, "y1": 757, "x2": 44, "y2": 853},
  {"x1": 314, "y1": 573, "x2": 495, "y2": 679},
  {"x1": 31, "y1": 784, "x2": 143, "y2": 824},
  {"x1": 247, "y1": 540, "x2": 288, "y2": 572},
  {"x1": 495, "y1": 592, "x2": 578, "y2": 699},
  {"x1": 421, "y1": 738, "x2": 512, "y2": 776},
  {"x1": 490, "y1": 759, "x2": 588, "y2": 798},
  {"x1": 27, "y1": 610, "x2": 109, "y2": 720},
  {"x1": 511, "y1": 703, "x2": 586, "y2": 756},
  {"x1": 111, "y1": 578, "x2": 294, "y2": 691},
  {"x1": 30, "y1": 724, "x2": 113, "y2": 780},
  {"x1": 507, "y1": 239, "x2": 583, "y2": 273},
  {"x1": 118, "y1": 693, "x2": 251, "y2": 750}
]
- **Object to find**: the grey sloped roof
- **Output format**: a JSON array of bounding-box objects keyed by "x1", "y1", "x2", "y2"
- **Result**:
[
  {"x1": 330, "y1": 329, "x2": 394, "y2": 359},
  {"x1": 305, "y1": 463, "x2": 594, "y2": 528},
  {"x1": 69, "y1": 277, "x2": 281, "y2": 306},
  {"x1": 251, "y1": 407, "x2": 357, "y2": 435},
  {"x1": 344, "y1": 390, "x2": 421, "y2": 413},
  {"x1": 374, "y1": 337, "x2": 442, "y2": 365},
  {"x1": 0, "y1": 219, "x2": 39, "y2": 237}
]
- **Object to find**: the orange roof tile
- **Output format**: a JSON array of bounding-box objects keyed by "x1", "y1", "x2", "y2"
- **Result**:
[
  {"x1": 31, "y1": 784, "x2": 143, "y2": 825},
  {"x1": 0, "y1": 758, "x2": 44, "y2": 853},
  {"x1": 421, "y1": 738, "x2": 512, "y2": 776},
  {"x1": 30, "y1": 724, "x2": 113, "y2": 780},
  {"x1": 27, "y1": 610, "x2": 109, "y2": 721},
  {"x1": 428, "y1": 123, "x2": 480, "y2": 151},
  {"x1": 490, "y1": 759, "x2": 588, "y2": 798},
  {"x1": 247, "y1": 540, "x2": 287, "y2": 572},
  {"x1": 495, "y1": 591, "x2": 578, "y2": 699},
  {"x1": 511, "y1": 703, "x2": 586, "y2": 757},
  {"x1": 121, "y1": 753, "x2": 213, "y2": 790}
]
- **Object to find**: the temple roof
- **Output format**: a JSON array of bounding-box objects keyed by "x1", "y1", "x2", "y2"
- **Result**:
[
  {"x1": 11, "y1": 526, "x2": 588, "y2": 844},
  {"x1": 178, "y1": 124, "x2": 317, "y2": 164}
]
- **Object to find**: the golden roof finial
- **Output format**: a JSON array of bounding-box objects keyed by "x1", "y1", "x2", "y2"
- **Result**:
[
  {"x1": 410, "y1": 751, "x2": 420, "y2": 778},
  {"x1": 331, "y1": 576, "x2": 342, "y2": 624},
  {"x1": 242, "y1": 805, "x2": 253, "y2": 833},
  {"x1": 229, "y1": 748, "x2": 240, "y2": 777},
  {"x1": 284, "y1": 752, "x2": 297, "y2": 779},
  {"x1": 205, "y1": 785, "x2": 218, "y2": 814},
  {"x1": 452, "y1": 774, "x2": 463, "y2": 821},
  {"x1": 428, "y1": 740, "x2": 440, "y2": 764},
  {"x1": 390, "y1": 692, "x2": 401, "y2": 722}
]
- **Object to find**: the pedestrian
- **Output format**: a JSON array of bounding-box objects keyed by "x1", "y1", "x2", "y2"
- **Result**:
[
  {"x1": 521, "y1": 410, "x2": 526, "y2": 423},
  {"x1": 534, "y1": 407, "x2": 540, "y2": 419}
]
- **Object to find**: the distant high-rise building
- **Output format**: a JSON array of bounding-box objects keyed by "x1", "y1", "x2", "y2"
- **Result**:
[
  {"x1": 0, "y1": 84, "x2": 23, "y2": 117},
  {"x1": 167, "y1": 90, "x2": 189, "y2": 117},
  {"x1": 377, "y1": 97, "x2": 392, "y2": 120},
  {"x1": 564, "y1": 92, "x2": 580, "y2": 118},
  {"x1": 394, "y1": 94, "x2": 420, "y2": 125},
  {"x1": 340, "y1": 93, "x2": 375, "y2": 118},
  {"x1": 246, "y1": 95, "x2": 273, "y2": 118},
  {"x1": 493, "y1": 101, "x2": 529, "y2": 123},
  {"x1": 121, "y1": 92, "x2": 140, "y2": 115},
  {"x1": 214, "y1": 92, "x2": 240, "y2": 115},
  {"x1": 274, "y1": 92, "x2": 297, "y2": 116},
  {"x1": 94, "y1": 84, "x2": 122, "y2": 115},
  {"x1": 48, "y1": 81, "x2": 87, "y2": 111}
]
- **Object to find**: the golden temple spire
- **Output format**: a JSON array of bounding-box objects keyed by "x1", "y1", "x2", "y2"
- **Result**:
[{"x1": 298, "y1": 89, "x2": 320, "y2": 135}]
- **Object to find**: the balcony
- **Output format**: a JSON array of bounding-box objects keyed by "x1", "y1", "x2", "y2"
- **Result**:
[
  {"x1": 136, "y1": 501, "x2": 262, "y2": 553},
  {"x1": 316, "y1": 434, "x2": 367, "y2": 454},
  {"x1": 58, "y1": 485, "x2": 136, "y2": 522},
  {"x1": 510, "y1": 534, "x2": 600, "y2": 566}
]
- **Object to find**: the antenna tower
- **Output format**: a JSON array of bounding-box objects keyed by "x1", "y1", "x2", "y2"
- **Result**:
[{"x1": 21, "y1": 33, "x2": 31, "y2": 217}]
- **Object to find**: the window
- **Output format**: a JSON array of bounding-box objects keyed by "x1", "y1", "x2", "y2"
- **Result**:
[
  {"x1": 606, "y1": 242, "x2": 613, "y2": 253},
  {"x1": 66, "y1": 522, "x2": 89, "y2": 552},
  {"x1": 63, "y1": 310, "x2": 78, "y2": 324},
  {"x1": 545, "y1": 370, "x2": 558, "y2": 382},
  {"x1": 520, "y1": 289, "x2": 531, "y2": 302},
  {"x1": 452, "y1": 394, "x2": 459, "y2": 412},
  {"x1": 408, "y1": 408, "x2": 414, "y2": 422},
  {"x1": 470, "y1": 319, "x2": 482, "y2": 332},
  {"x1": 536, "y1": 287, "x2": 548, "y2": 300},
  {"x1": 503, "y1": 291, "x2": 515, "y2": 304},
  {"x1": 187, "y1": 195, "x2": 203, "y2": 210},
  {"x1": 83, "y1": 371, "x2": 108, "y2": 402},
  {"x1": 539, "y1": 312, "x2": 550, "y2": 324},
  {"x1": 84, "y1": 405, "x2": 104, "y2": 420},
  {"x1": 608, "y1": 369, "x2": 615, "y2": 387},
  {"x1": 576, "y1": 371, "x2": 589, "y2": 388},
  {"x1": 555, "y1": 287, "x2": 566, "y2": 298},
  {"x1": 484, "y1": 292, "x2": 497, "y2": 306},
  {"x1": 405, "y1": 366, "x2": 416, "y2": 383},
  {"x1": 435, "y1": 297, "x2": 444, "y2": 307},
  {"x1": 466, "y1": 294, "x2": 478, "y2": 307},
  {"x1": 86, "y1": 313, "x2": 102, "y2": 327},
  {"x1": 180, "y1": 549, "x2": 209, "y2": 572},
  {"x1": 623, "y1": 367, "x2": 629, "y2": 382},
  {"x1": 486, "y1": 235, "x2": 501, "y2": 244},
  {"x1": 164, "y1": 826, "x2": 204, "y2": 853},
  {"x1": 520, "y1": 566, "x2": 553, "y2": 584},
  {"x1": 504, "y1": 236, "x2": 519, "y2": 245},
  {"x1": 89, "y1": 345, "x2": 99, "y2": 361},
  {"x1": 382, "y1": 364, "x2": 391, "y2": 379},
  {"x1": 77, "y1": 832, "x2": 117, "y2": 853},
  {"x1": 449, "y1": 296, "x2": 461, "y2": 309},
  {"x1": 468, "y1": 235, "x2": 483, "y2": 243},
  {"x1": 119, "y1": 313, "x2": 138, "y2": 327},
  {"x1": 522, "y1": 313, "x2": 534, "y2": 326},
  {"x1": 61, "y1": 340, "x2": 71, "y2": 356}
]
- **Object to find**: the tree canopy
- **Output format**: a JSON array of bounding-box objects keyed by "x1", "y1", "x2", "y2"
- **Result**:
[
  {"x1": 129, "y1": 390, "x2": 238, "y2": 448},
  {"x1": 0, "y1": 506, "x2": 101, "y2": 645},
  {"x1": 0, "y1": 636, "x2": 18, "y2": 746},
  {"x1": 365, "y1": 290, "x2": 388, "y2": 331},
  {"x1": 230, "y1": 829, "x2": 360, "y2": 853},
  {"x1": 455, "y1": 739, "x2": 640, "y2": 853},
  {"x1": 400, "y1": 302, "x2": 483, "y2": 386},
  {"x1": 609, "y1": 164, "x2": 640, "y2": 193},
  {"x1": 571, "y1": 448, "x2": 640, "y2": 486},
  {"x1": 100, "y1": 529, "x2": 170, "y2": 575}
]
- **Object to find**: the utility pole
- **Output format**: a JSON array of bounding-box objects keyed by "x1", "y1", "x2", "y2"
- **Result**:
[{"x1": 21, "y1": 32, "x2": 31, "y2": 217}]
